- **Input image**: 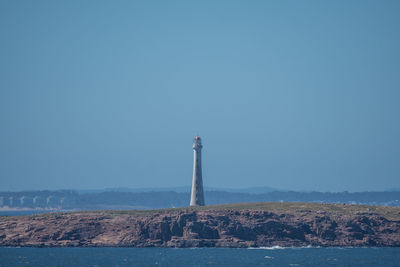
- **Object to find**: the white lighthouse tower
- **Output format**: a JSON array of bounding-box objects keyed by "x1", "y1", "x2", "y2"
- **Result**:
[{"x1": 190, "y1": 136, "x2": 205, "y2": 206}]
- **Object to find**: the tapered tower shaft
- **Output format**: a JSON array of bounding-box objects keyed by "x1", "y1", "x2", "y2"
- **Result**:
[{"x1": 190, "y1": 136, "x2": 205, "y2": 206}]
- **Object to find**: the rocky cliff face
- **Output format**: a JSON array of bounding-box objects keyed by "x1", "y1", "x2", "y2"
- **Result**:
[{"x1": 0, "y1": 205, "x2": 399, "y2": 247}]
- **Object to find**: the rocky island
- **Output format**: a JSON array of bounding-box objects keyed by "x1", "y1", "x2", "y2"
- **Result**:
[{"x1": 1, "y1": 202, "x2": 399, "y2": 247}]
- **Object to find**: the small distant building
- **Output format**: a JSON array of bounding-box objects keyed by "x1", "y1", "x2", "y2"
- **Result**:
[
  {"x1": 19, "y1": 196, "x2": 34, "y2": 207},
  {"x1": 8, "y1": 197, "x2": 14, "y2": 207},
  {"x1": 190, "y1": 136, "x2": 205, "y2": 206},
  {"x1": 33, "y1": 196, "x2": 46, "y2": 208}
]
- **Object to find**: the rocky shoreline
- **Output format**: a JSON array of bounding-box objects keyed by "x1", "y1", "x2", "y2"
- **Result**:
[{"x1": 0, "y1": 203, "x2": 399, "y2": 247}]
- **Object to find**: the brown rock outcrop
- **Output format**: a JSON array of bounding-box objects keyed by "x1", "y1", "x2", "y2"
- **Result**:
[{"x1": 0, "y1": 204, "x2": 399, "y2": 247}]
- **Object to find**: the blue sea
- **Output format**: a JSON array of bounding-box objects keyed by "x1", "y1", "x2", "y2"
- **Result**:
[
  {"x1": 0, "y1": 247, "x2": 399, "y2": 266},
  {"x1": 0, "y1": 211, "x2": 53, "y2": 217}
]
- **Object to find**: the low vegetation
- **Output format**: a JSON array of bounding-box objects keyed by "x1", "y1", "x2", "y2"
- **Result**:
[{"x1": 75, "y1": 202, "x2": 400, "y2": 221}]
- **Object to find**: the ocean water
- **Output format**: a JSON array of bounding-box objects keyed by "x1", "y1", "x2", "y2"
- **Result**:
[
  {"x1": 0, "y1": 247, "x2": 399, "y2": 266},
  {"x1": 0, "y1": 211, "x2": 54, "y2": 217}
]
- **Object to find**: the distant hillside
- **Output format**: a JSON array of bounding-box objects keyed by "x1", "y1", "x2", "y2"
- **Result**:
[
  {"x1": 95, "y1": 186, "x2": 278, "y2": 194},
  {"x1": 0, "y1": 190, "x2": 399, "y2": 211}
]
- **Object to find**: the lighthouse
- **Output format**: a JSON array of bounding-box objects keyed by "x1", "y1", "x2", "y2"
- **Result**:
[{"x1": 190, "y1": 136, "x2": 205, "y2": 206}]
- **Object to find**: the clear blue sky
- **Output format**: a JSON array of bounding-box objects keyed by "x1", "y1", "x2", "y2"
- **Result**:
[{"x1": 1, "y1": 1, "x2": 399, "y2": 192}]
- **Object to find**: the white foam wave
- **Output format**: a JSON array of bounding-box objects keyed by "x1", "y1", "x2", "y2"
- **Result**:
[
  {"x1": 249, "y1": 245, "x2": 316, "y2": 250},
  {"x1": 249, "y1": 245, "x2": 285, "y2": 250}
]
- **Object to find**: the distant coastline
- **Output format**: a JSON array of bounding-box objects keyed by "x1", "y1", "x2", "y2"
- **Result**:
[
  {"x1": 1, "y1": 190, "x2": 399, "y2": 211},
  {"x1": 0, "y1": 207, "x2": 57, "y2": 212}
]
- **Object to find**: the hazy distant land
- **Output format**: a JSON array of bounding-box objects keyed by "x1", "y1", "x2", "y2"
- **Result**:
[{"x1": 0, "y1": 189, "x2": 399, "y2": 213}]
